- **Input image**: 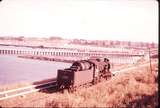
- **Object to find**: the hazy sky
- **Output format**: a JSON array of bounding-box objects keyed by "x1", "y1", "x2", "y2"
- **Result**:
[{"x1": 0, "y1": 0, "x2": 158, "y2": 43}]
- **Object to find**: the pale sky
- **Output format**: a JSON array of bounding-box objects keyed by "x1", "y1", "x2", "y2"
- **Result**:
[{"x1": 0, "y1": 0, "x2": 158, "y2": 43}]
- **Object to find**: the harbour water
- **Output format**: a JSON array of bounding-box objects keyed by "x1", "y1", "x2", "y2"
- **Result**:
[
  {"x1": 0, "y1": 55, "x2": 71, "y2": 85},
  {"x1": 0, "y1": 45, "x2": 141, "y2": 85}
]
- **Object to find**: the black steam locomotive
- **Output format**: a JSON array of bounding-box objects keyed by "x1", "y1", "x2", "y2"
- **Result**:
[{"x1": 56, "y1": 58, "x2": 112, "y2": 91}]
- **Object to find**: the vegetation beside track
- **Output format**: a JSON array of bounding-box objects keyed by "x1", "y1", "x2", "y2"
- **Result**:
[{"x1": 46, "y1": 62, "x2": 158, "y2": 107}]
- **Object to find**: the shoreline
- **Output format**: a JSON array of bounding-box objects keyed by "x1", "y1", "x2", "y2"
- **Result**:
[{"x1": 18, "y1": 55, "x2": 77, "y2": 63}]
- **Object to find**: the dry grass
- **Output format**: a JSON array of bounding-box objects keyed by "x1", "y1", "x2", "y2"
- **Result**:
[
  {"x1": 45, "y1": 63, "x2": 158, "y2": 107},
  {"x1": 0, "y1": 82, "x2": 31, "y2": 92}
]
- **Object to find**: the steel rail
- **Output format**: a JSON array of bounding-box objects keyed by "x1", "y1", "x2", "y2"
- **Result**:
[{"x1": 0, "y1": 80, "x2": 57, "y2": 101}]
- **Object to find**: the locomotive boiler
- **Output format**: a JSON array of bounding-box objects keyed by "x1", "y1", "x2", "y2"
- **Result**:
[{"x1": 56, "y1": 58, "x2": 112, "y2": 91}]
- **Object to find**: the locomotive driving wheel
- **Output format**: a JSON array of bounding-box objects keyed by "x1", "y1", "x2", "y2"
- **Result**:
[
  {"x1": 68, "y1": 85, "x2": 75, "y2": 93},
  {"x1": 93, "y1": 77, "x2": 98, "y2": 84},
  {"x1": 105, "y1": 72, "x2": 112, "y2": 80},
  {"x1": 58, "y1": 84, "x2": 65, "y2": 93},
  {"x1": 68, "y1": 80, "x2": 75, "y2": 93}
]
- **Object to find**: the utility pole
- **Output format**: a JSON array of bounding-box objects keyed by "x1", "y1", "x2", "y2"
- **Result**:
[{"x1": 148, "y1": 48, "x2": 152, "y2": 74}]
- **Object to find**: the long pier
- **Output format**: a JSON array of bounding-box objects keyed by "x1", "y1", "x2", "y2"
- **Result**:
[{"x1": 0, "y1": 45, "x2": 144, "y2": 64}]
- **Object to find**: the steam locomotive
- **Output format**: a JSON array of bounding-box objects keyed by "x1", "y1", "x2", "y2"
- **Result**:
[{"x1": 56, "y1": 58, "x2": 112, "y2": 91}]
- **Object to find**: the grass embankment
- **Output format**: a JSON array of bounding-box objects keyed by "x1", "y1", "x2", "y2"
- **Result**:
[
  {"x1": 0, "y1": 78, "x2": 55, "y2": 92},
  {"x1": 45, "y1": 63, "x2": 158, "y2": 107},
  {"x1": 0, "y1": 83, "x2": 31, "y2": 92}
]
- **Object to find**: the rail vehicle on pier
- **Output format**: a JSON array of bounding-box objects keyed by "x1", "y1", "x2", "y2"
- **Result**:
[{"x1": 56, "y1": 58, "x2": 112, "y2": 91}]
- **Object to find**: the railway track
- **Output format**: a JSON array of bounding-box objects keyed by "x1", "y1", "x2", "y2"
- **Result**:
[{"x1": 0, "y1": 80, "x2": 57, "y2": 101}]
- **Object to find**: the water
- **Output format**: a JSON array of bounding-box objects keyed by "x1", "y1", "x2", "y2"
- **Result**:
[
  {"x1": 0, "y1": 45, "x2": 35, "y2": 50},
  {"x1": 0, "y1": 45, "x2": 141, "y2": 85},
  {"x1": 0, "y1": 55, "x2": 71, "y2": 85}
]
